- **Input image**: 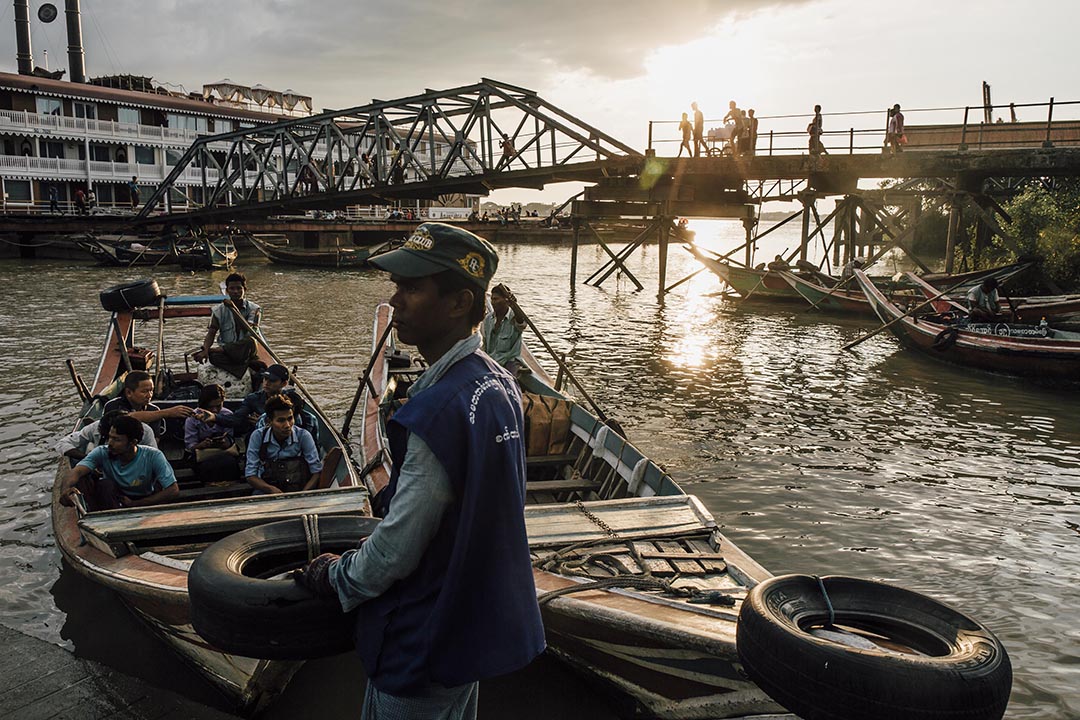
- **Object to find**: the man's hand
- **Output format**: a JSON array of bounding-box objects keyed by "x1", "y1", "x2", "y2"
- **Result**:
[
  {"x1": 193, "y1": 349, "x2": 208, "y2": 363},
  {"x1": 59, "y1": 487, "x2": 79, "y2": 507},
  {"x1": 295, "y1": 552, "x2": 340, "y2": 599},
  {"x1": 165, "y1": 406, "x2": 195, "y2": 419},
  {"x1": 119, "y1": 495, "x2": 134, "y2": 508}
]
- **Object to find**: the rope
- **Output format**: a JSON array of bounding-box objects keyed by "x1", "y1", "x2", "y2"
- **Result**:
[
  {"x1": 0, "y1": 235, "x2": 64, "y2": 248},
  {"x1": 816, "y1": 575, "x2": 836, "y2": 627},
  {"x1": 302, "y1": 514, "x2": 321, "y2": 562}
]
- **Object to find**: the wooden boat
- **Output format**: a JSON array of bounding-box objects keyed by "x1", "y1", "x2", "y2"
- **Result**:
[
  {"x1": 173, "y1": 231, "x2": 238, "y2": 271},
  {"x1": 53, "y1": 282, "x2": 367, "y2": 712},
  {"x1": 248, "y1": 233, "x2": 393, "y2": 268},
  {"x1": 902, "y1": 271, "x2": 1080, "y2": 324},
  {"x1": 358, "y1": 303, "x2": 789, "y2": 719},
  {"x1": 683, "y1": 244, "x2": 805, "y2": 302},
  {"x1": 853, "y1": 268, "x2": 1080, "y2": 380},
  {"x1": 76, "y1": 234, "x2": 177, "y2": 266}
]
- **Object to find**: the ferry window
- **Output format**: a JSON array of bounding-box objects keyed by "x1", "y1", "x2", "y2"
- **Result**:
[
  {"x1": 239, "y1": 121, "x2": 256, "y2": 130},
  {"x1": 135, "y1": 146, "x2": 156, "y2": 165},
  {"x1": 74, "y1": 102, "x2": 97, "y2": 120},
  {"x1": 35, "y1": 97, "x2": 62, "y2": 116},
  {"x1": 90, "y1": 144, "x2": 111, "y2": 162},
  {"x1": 195, "y1": 116, "x2": 208, "y2": 133},
  {"x1": 118, "y1": 107, "x2": 140, "y2": 125},
  {"x1": 166, "y1": 149, "x2": 184, "y2": 166},
  {"x1": 5, "y1": 180, "x2": 31, "y2": 201},
  {"x1": 41, "y1": 141, "x2": 65, "y2": 158},
  {"x1": 91, "y1": 183, "x2": 114, "y2": 203}
]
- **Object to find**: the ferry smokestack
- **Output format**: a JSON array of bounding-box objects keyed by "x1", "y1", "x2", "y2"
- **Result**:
[
  {"x1": 14, "y1": 0, "x2": 33, "y2": 75},
  {"x1": 65, "y1": 0, "x2": 85, "y2": 83}
]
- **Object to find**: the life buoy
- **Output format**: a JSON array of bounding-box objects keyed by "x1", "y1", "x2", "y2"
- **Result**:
[
  {"x1": 931, "y1": 326, "x2": 960, "y2": 351},
  {"x1": 189, "y1": 515, "x2": 380, "y2": 660},
  {"x1": 736, "y1": 574, "x2": 1012, "y2": 720},
  {"x1": 99, "y1": 279, "x2": 162, "y2": 312}
]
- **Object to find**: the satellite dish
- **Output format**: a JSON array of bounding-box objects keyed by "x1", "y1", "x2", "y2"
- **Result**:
[{"x1": 38, "y1": 4, "x2": 58, "y2": 23}]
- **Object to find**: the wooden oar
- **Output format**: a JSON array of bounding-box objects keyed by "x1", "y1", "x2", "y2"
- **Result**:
[
  {"x1": 341, "y1": 323, "x2": 393, "y2": 438},
  {"x1": 224, "y1": 301, "x2": 332, "y2": 423},
  {"x1": 843, "y1": 274, "x2": 981, "y2": 352},
  {"x1": 505, "y1": 293, "x2": 610, "y2": 424},
  {"x1": 111, "y1": 316, "x2": 133, "y2": 373},
  {"x1": 153, "y1": 296, "x2": 166, "y2": 391}
]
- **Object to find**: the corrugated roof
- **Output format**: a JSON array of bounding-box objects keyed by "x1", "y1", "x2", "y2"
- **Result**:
[{"x1": 0, "y1": 71, "x2": 294, "y2": 123}]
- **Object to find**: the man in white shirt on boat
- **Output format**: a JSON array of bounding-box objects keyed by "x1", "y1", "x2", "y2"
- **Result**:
[
  {"x1": 194, "y1": 271, "x2": 262, "y2": 378},
  {"x1": 56, "y1": 410, "x2": 157, "y2": 462},
  {"x1": 967, "y1": 277, "x2": 1001, "y2": 322}
]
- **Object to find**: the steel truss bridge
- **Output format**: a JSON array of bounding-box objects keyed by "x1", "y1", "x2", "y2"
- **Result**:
[{"x1": 137, "y1": 79, "x2": 641, "y2": 221}]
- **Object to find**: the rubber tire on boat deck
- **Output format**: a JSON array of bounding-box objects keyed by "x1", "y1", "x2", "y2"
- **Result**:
[
  {"x1": 99, "y1": 279, "x2": 162, "y2": 311},
  {"x1": 736, "y1": 574, "x2": 1012, "y2": 720},
  {"x1": 189, "y1": 515, "x2": 379, "y2": 660}
]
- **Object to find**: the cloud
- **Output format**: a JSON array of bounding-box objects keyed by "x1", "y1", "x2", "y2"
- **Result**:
[{"x1": 53, "y1": 0, "x2": 808, "y2": 109}]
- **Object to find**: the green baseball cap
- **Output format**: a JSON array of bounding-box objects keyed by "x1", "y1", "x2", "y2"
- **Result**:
[{"x1": 370, "y1": 222, "x2": 498, "y2": 290}]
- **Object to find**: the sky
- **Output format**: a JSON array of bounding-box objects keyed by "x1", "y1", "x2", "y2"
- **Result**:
[{"x1": 2, "y1": 0, "x2": 1077, "y2": 204}]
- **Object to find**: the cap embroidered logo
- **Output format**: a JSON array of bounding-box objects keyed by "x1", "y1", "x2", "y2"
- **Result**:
[
  {"x1": 404, "y1": 227, "x2": 434, "y2": 251},
  {"x1": 459, "y1": 252, "x2": 485, "y2": 279}
]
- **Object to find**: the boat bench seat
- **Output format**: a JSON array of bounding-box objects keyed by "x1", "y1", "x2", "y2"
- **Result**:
[
  {"x1": 525, "y1": 453, "x2": 578, "y2": 467},
  {"x1": 77, "y1": 485, "x2": 369, "y2": 558},
  {"x1": 525, "y1": 479, "x2": 599, "y2": 494}
]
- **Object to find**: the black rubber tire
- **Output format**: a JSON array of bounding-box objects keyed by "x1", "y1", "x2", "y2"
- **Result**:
[
  {"x1": 99, "y1": 279, "x2": 162, "y2": 311},
  {"x1": 931, "y1": 326, "x2": 960, "y2": 351},
  {"x1": 736, "y1": 574, "x2": 1012, "y2": 720},
  {"x1": 189, "y1": 514, "x2": 379, "y2": 660}
]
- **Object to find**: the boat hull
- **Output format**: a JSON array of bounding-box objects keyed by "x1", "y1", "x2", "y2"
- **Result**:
[{"x1": 684, "y1": 246, "x2": 804, "y2": 302}]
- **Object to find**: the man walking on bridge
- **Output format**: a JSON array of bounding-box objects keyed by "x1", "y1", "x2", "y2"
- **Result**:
[{"x1": 692, "y1": 102, "x2": 705, "y2": 158}]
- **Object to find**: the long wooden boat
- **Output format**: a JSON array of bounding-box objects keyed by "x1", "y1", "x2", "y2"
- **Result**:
[
  {"x1": 902, "y1": 271, "x2": 1080, "y2": 324},
  {"x1": 358, "y1": 303, "x2": 790, "y2": 719},
  {"x1": 76, "y1": 234, "x2": 177, "y2": 266},
  {"x1": 174, "y1": 232, "x2": 238, "y2": 271},
  {"x1": 684, "y1": 244, "x2": 804, "y2": 302},
  {"x1": 248, "y1": 233, "x2": 392, "y2": 268},
  {"x1": 853, "y1": 268, "x2": 1080, "y2": 380},
  {"x1": 53, "y1": 283, "x2": 367, "y2": 712}
]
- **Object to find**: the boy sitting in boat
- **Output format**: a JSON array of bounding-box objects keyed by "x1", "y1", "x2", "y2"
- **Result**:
[
  {"x1": 184, "y1": 384, "x2": 241, "y2": 484},
  {"x1": 102, "y1": 370, "x2": 194, "y2": 435},
  {"x1": 252, "y1": 388, "x2": 320, "y2": 446},
  {"x1": 967, "y1": 277, "x2": 1001, "y2": 322},
  {"x1": 59, "y1": 414, "x2": 179, "y2": 511},
  {"x1": 244, "y1": 394, "x2": 322, "y2": 494},
  {"x1": 193, "y1": 271, "x2": 263, "y2": 378},
  {"x1": 56, "y1": 410, "x2": 157, "y2": 462}
]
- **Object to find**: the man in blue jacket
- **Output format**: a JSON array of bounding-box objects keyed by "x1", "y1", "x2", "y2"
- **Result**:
[{"x1": 298, "y1": 222, "x2": 545, "y2": 719}]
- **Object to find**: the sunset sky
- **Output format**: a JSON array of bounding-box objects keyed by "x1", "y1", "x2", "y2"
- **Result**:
[{"x1": 3, "y1": 0, "x2": 1075, "y2": 203}]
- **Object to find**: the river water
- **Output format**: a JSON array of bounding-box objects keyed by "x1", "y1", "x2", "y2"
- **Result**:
[{"x1": 0, "y1": 219, "x2": 1077, "y2": 718}]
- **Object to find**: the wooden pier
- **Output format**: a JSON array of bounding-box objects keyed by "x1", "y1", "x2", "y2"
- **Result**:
[{"x1": 0, "y1": 623, "x2": 237, "y2": 720}]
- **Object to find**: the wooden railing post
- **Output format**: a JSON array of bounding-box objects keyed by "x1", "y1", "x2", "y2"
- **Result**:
[
  {"x1": 959, "y1": 106, "x2": 969, "y2": 150},
  {"x1": 768, "y1": 130, "x2": 773, "y2": 156},
  {"x1": 647, "y1": 121, "x2": 653, "y2": 152},
  {"x1": 1044, "y1": 97, "x2": 1055, "y2": 147},
  {"x1": 849, "y1": 128, "x2": 854, "y2": 155}
]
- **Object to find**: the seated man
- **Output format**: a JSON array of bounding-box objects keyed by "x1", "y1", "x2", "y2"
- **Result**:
[
  {"x1": 244, "y1": 394, "x2": 322, "y2": 494},
  {"x1": 102, "y1": 370, "x2": 193, "y2": 436},
  {"x1": 193, "y1": 271, "x2": 262, "y2": 377},
  {"x1": 56, "y1": 410, "x2": 156, "y2": 463},
  {"x1": 59, "y1": 414, "x2": 179, "y2": 511},
  {"x1": 183, "y1": 383, "x2": 234, "y2": 454},
  {"x1": 481, "y1": 283, "x2": 526, "y2": 375},
  {"x1": 767, "y1": 254, "x2": 790, "y2": 272},
  {"x1": 840, "y1": 257, "x2": 865, "y2": 282},
  {"x1": 216, "y1": 363, "x2": 290, "y2": 439},
  {"x1": 967, "y1": 277, "x2": 1001, "y2": 322},
  {"x1": 254, "y1": 388, "x2": 320, "y2": 446}
]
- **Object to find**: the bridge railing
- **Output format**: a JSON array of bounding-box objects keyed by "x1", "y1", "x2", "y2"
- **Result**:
[{"x1": 646, "y1": 98, "x2": 1080, "y2": 157}]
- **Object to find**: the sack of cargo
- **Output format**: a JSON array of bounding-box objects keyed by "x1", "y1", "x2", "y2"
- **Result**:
[{"x1": 521, "y1": 392, "x2": 572, "y2": 457}]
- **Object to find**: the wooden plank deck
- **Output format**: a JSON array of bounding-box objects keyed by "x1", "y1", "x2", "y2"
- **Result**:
[
  {"x1": 0, "y1": 624, "x2": 238, "y2": 720},
  {"x1": 524, "y1": 495, "x2": 715, "y2": 548}
]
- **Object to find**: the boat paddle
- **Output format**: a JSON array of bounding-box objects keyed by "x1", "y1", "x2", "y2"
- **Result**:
[
  {"x1": 224, "y1": 301, "x2": 333, "y2": 425},
  {"x1": 341, "y1": 323, "x2": 394, "y2": 439},
  {"x1": 504, "y1": 291, "x2": 612, "y2": 426},
  {"x1": 842, "y1": 273, "x2": 981, "y2": 352}
]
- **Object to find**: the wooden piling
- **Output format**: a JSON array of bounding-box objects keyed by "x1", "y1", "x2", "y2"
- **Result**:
[
  {"x1": 570, "y1": 220, "x2": 579, "y2": 287},
  {"x1": 944, "y1": 200, "x2": 962, "y2": 274},
  {"x1": 657, "y1": 217, "x2": 669, "y2": 301}
]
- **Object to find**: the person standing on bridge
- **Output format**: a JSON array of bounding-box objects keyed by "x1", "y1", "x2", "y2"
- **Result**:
[
  {"x1": 746, "y1": 109, "x2": 759, "y2": 156},
  {"x1": 809, "y1": 105, "x2": 826, "y2": 156},
  {"x1": 692, "y1": 102, "x2": 705, "y2": 157},
  {"x1": 887, "y1": 103, "x2": 906, "y2": 154},
  {"x1": 499, "y1": 133, "x2": 516, "y2": 169},
  {"x1": 677, "y1": 112, "x2": 693, "y2": 157}
]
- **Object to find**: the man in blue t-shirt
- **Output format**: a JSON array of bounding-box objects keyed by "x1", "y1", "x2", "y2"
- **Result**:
[
  {"x1": 59, "y1": 414, "x2": 178, "y2": 511},
  {"x1": 296, "y1": 222, "x2": 544, "y2": 719}
]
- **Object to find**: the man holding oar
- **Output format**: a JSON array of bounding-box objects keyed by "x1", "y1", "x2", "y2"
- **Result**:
[
  {"x1": 194, "y1": 271, "x2": 262, "y2": 377},
  {"x1": 296, "y1": 223, "x2": 545, "y2": 719}
]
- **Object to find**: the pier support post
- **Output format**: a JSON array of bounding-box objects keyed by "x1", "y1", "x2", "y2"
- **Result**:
[
  {"x1": 657, "y1": 217, "x2": 669, "y2": 302},
  {"x1": 742, "y1": 217, "x2": 755, "y2": 268},
  {"x1": 799, "y1": 195, "x2": 813, "y2": 263},
  {"x1": 570, "y1": 219, "x2": 580, "y2": 287},
  {"x1": 944, "y1": 200, "x2": 962, "y2": 275}
]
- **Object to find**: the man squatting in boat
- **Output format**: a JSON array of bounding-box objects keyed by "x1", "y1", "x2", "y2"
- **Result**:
[
  {"x1": 296, "y1": 223, "x2": 545, "y2": 719},
  {"x1": 481, "y1": 282, "x2": 526, "y2": 376},
  {"x1": 193, "y1": 271, "x2": 263, "y2": 378},
  {"x1": 967, "y1": 276, "x2": 1001, "y2": 322}
]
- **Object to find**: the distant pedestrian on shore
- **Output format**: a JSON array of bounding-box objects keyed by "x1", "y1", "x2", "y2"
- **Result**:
[
  {"x1": 86, "y1": 189, "x2": 97, "y2": 213},
  {"x1": 128, "y1": 176, "x2": 140, "y2": 210},
  {"x1": 746, "y1": 109, "x2": 759, "y2": 156},
  {"x1": 48, "y1": 185, "x2": 60, "y2": 214},
  {"x1": 691, "y1": 102, "x2": 705, "y2": 157},
  {"x1": 808, "y1": 105, "x2": 825, "y2": 156},
  {"x1": 74, "y1": 187, "x2": 87, "y2": 215},
  {"x1": 677, "y1": 112, "x2": 693, "y2": 157}
]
